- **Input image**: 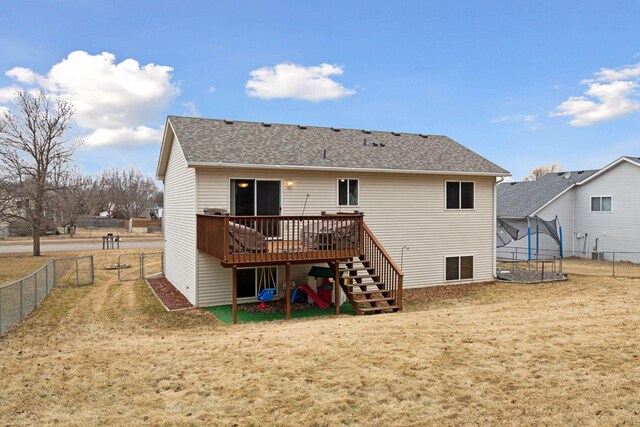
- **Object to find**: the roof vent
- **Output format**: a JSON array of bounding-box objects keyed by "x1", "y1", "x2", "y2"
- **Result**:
[
  {"x1": 557, "y1": 172, "x2": 563, "y2": 176},
  {"x1": 510, "y1": 182, "x2": 517, "y2": 186},
  {"x1": 380, "y1": 142, "x2": 386, "y2": 147},
  {"x1": 331, "y1": 127, "x2": 340, "y2": 132},
  {"x1": 298, "y1": 125, "x2": 307, "y2": 130},
  {"x1": 362, "y1": 130, "x2": 371, "y2": 134},
  {"x1": 419, "y1": 134, "x2": 429, "y2": 138},
  {"x1": 224, "y1": 120, "x2": 234, "y2": 124},
  {"x1": 372, "y1": 142, "x2": 379, "y2": 147},
  {"x1": 363, "y1": 138, "x2": 367, "y2": 146},
  {"x1": 577, "y1": 170, "x2": 584, "y2": 174},
  {"x1": 391, "y1": 132, "x2": 401, "y2": 136},
  {"x1": 323, "y1": 149, "x2": 327, "y2": 159},
  {"x1": 262, "y1": 122, "x2": 272, "y2": 127}
]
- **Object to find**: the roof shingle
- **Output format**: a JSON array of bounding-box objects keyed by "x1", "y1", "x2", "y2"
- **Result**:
[{"x1": 166, "y1": 116, "x2": 509, "y2": 175}]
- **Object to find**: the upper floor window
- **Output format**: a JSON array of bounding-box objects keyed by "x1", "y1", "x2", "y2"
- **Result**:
[
  {"x1": 338, "y1": 179, "x2": 359, "y2": 206},
  {"x1": 446, "y1": 181, "x2": 474, "y2": 209},
  {"x1": 591, "y1": 196, "x2": 612, "y2": 212}
]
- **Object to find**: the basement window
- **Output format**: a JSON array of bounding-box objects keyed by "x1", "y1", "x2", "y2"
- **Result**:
[
  {"x1": 591, "y1": 196, "x2": 612, "y2": 212},
  {"x1": 446, "y1": 181, "x2": 474, "y2": 209},
  {"x1": 445, "y1": 256, "x2": 474, "y2": 281},
  {"x1": 338, "y1": 178, "x2": 359, "y2": 206}
]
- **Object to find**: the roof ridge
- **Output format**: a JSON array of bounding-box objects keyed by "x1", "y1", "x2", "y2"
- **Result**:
[{"x1": 168, "y1": 115, "x2": 446, "y2": 138}]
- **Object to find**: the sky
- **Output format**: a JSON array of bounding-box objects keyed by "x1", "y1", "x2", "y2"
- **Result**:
[{"x1": 1, "y1": 1, "x2": 639, "y2": 181}]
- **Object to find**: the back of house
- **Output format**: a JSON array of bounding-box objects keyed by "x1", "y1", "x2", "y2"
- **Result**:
[{"x1": 156, "y1": 116, "x2": 509, "y2": 311}]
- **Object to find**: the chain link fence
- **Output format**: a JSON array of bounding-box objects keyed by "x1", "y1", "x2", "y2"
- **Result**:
[
  {"x1": 497, "y1": 247, "x2": 640, "y2": 278},
  {"x1": 118, "y1": 251, "x2": 164, "y2": 281},
  {"x1": 0, "y1": 255, "x2": 94, "y2": 336}
]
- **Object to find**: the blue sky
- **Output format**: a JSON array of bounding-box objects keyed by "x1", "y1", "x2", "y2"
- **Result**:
[{"x1": 1, "y1": 1, "x2": 639, "y2": 180}]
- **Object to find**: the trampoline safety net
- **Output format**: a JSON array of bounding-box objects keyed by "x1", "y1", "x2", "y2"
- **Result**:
[{"x1": 497, "y1": 215, "x2": 562, "y2": 260}]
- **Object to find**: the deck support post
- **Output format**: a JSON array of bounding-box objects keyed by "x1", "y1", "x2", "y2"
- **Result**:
[
  {"x1": 285, "y1": 263, "x2": 291, "y2": 321},
  {"x1": 232, "y1": 265, "x2": 238, "y2": 324},
  {"x1": 334, "y1": 260, "x2": 340, "y2": 315}
]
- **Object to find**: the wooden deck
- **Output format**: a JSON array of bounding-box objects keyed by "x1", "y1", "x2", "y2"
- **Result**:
[{"x1": 197, "y1": 213, "x2": 364, "y2": 266}]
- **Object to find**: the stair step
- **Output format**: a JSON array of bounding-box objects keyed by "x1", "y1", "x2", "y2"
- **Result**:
[
  {"x1": 348, "y1": 289, "x2": 392, "y2": 296},
  {"x1": 360, "y1": 305, "x2": 400, "y2": 313},
  {"x1": 342, "y1": 281, "x2": 385, "y2": 288},
  {"x1": 340, "y1": 267, "x2": 374, "y2": 272},
  {"x1": 343, "y1": 274, "x2": 379, "y2": 280},
  {"x1": 353, "y1": 297, "x2": 395, "y2": 304}
]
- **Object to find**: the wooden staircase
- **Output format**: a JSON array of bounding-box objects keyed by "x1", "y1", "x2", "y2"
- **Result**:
[{"x1": 335, "y1": 223, "x2": 403, "y2": 315}]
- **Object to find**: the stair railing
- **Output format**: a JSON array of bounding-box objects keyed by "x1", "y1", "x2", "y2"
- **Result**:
[{"x1": 362, "y1": 223, "x2": 404, "y2": 310}]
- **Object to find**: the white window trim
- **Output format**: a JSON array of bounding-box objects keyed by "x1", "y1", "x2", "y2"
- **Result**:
[
  {"x1": 443, "y1": 254, "x2": 475, "y2": 282},
  {"x1": 337, "y1": 178, "x2": 360, "y2": 207},
  {"x1": 589, "y1": 195, "x2": 613, "y2": 213},
  {"x1": 444, "y1": 180, "x2": 476, "y2": 211}
]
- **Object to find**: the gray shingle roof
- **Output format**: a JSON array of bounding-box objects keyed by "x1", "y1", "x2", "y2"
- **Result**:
[
  {"x1": 497, "y1": 169, "x2": 598, "y2": 217},
  {"x1": 166, "y1": 116, "x2": 509, "y2": 175}
]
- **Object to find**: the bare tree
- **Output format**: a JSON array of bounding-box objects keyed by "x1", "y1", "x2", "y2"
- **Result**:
[
  {"x1": 523, "y1": 163, "x2": 562, "y2": 181},
  {"x1": 0, "y1": 90, "x2": 76, "y2": 255},
  {"x1": 97, "y1": 167, "x2": 160, "y2": 219},
  {"x1": 54, "y1": 170, "x2": 93, "y2": 236}
]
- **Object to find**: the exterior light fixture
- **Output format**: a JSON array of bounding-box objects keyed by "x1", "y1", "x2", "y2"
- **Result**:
[
  {"x1": 237, "y1": 182, "x2": 250, "y2": 188},
  {"x1": 286, "y1": 181, "x2": 294, "y2": 190}
]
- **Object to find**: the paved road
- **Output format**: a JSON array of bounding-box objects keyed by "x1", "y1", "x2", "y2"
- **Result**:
[{"x1": 0, "y1": 240, "x2": 164, "y2": 254}]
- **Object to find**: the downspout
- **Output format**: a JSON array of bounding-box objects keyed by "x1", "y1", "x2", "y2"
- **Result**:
[
  {"x1": 572, "y1": 184, "x2": 576, "y2": 254},
  {"x1": 493, "y1": 177, "x2": 505, "y2": 278}
]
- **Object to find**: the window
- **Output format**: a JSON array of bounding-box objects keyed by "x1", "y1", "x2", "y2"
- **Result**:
[
  {"x1": 446, "y1": 181, "x2": 474, "y2": 209},
  {"x1": 590, "y1": 196, "x2": 612, "y2": 212},
  {"x1": 338, "y1": 179, "x2": 358, "y2": 206},
  {"x1": 445, "y1": 256, "x2": 473, "y2": 281}
]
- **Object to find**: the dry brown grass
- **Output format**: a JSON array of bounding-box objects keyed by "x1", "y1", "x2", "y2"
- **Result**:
[
  {"x1": 0, "y1": 251, "x2": 639, "y2": 426},
  {"x1": 0, "y1": 253, "x2": 55, "y2": 284}
]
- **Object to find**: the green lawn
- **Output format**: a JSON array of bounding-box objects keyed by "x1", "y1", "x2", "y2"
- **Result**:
[{"x1": 207, "y1": 301, "x2": 356, "y2": 323}]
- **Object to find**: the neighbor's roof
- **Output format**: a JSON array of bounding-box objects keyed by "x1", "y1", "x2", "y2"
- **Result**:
[
  {"x1": 156, "y1": 116, "x2": 509, "y2": 179},
  {"x1": 497, "y1": 169, "x2": 598, "y2": 217}
]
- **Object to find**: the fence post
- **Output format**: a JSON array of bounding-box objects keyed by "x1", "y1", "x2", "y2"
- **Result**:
[
  {"x1": 118, "y1": 255, "x2": 122, "y2": 282},
  {"x1": 90, "y1": 255, "x2": 95, "y2": 284},
  {"x1": 141, "y1": 253, "x2": 145, "y2": 279},
  {"x1": 0, "y1": 286, "x2": 3, "y2": 334},
  {"x1": 53, "y1": 260, "x2": 57, "y2": 288},
  {"x1": 161, "y1": 251, "x2": 164, "y2": 274},
  {"x1": 20, "y1": 279, "x2": 23, "y2": 319},
  {"x1": 76, "y1": 258, "x2": 80, "y2": 286},
  {"x1": 45, "y1": 262, "x2": 49, "y2": 294},
  {"x1": 612, "y1": 252, "x2": 615, "y2": 277},
  {"x1": 34, "y1": 271, "x2": 38, "y2": 306}
]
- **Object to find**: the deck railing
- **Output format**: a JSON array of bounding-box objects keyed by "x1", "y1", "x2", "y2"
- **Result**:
[
  {"x1": 197, "y1": 213, "x2": 364, "y2": 265},
  {"x1": 361, "y1": 223, "x2": 403, "y2": 310}
]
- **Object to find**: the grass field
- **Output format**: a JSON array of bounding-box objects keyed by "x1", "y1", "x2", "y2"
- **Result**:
[{"x1": 0, "y1": 253, "x2": 638, "y2": 425}]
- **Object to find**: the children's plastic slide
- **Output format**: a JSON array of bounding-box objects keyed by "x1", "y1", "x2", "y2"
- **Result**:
[{"x1": 293, "y1": 284, "x2": 330, "y2": 309}]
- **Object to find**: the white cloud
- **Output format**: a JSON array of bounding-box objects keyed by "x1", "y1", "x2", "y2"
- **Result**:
[
  {"x1": 552, "y1": 62, "x2": 640, "y2": 126},
  {"x1": 208, "y1": 86, "x2": 216, "y2": 93},
  {"x1": 245, "y1": 62, "x2": 355, "y2": 101},
  {"x1": 490, "y1": 114, "x2": 539, "y2": 130},
  {"x1": 182, "y1": 101, "x2": 201, "y2": 117},
  {"x1": 0, "y1": 86, "x2": 20, "y2": 103},
  {"x1": 84, "y1": 126, "x2": 162, "y2": 147},
  {"x1": 2, "y1": 51, "x2": 180, "y2": 146}
]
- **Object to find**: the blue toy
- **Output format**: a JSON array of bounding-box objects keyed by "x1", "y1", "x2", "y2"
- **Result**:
[{"x1": 257, "y1": 288, "x2": 276, "y2": 309}]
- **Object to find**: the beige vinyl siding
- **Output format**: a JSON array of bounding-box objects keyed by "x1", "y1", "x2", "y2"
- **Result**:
[
  {"x1": 574, "y1": 161, "x2": 640, "y2": 261},
  {"x1": 195, "y1": 167, "x2": 495, "y2": 307},
  {"x1": 163, "y1": 136, "x2": 197, "y2": 304}
]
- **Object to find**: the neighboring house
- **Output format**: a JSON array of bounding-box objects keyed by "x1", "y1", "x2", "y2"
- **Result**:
[
  {"x1": 497, "y1": 156, "x2": 640, "y2": 261},
  {"x1": 146, "y1": 203, "x2": 164, "y2": 220},
  {"x1": 156, "y1": 116, "x2": 509, "y2": 322}
]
